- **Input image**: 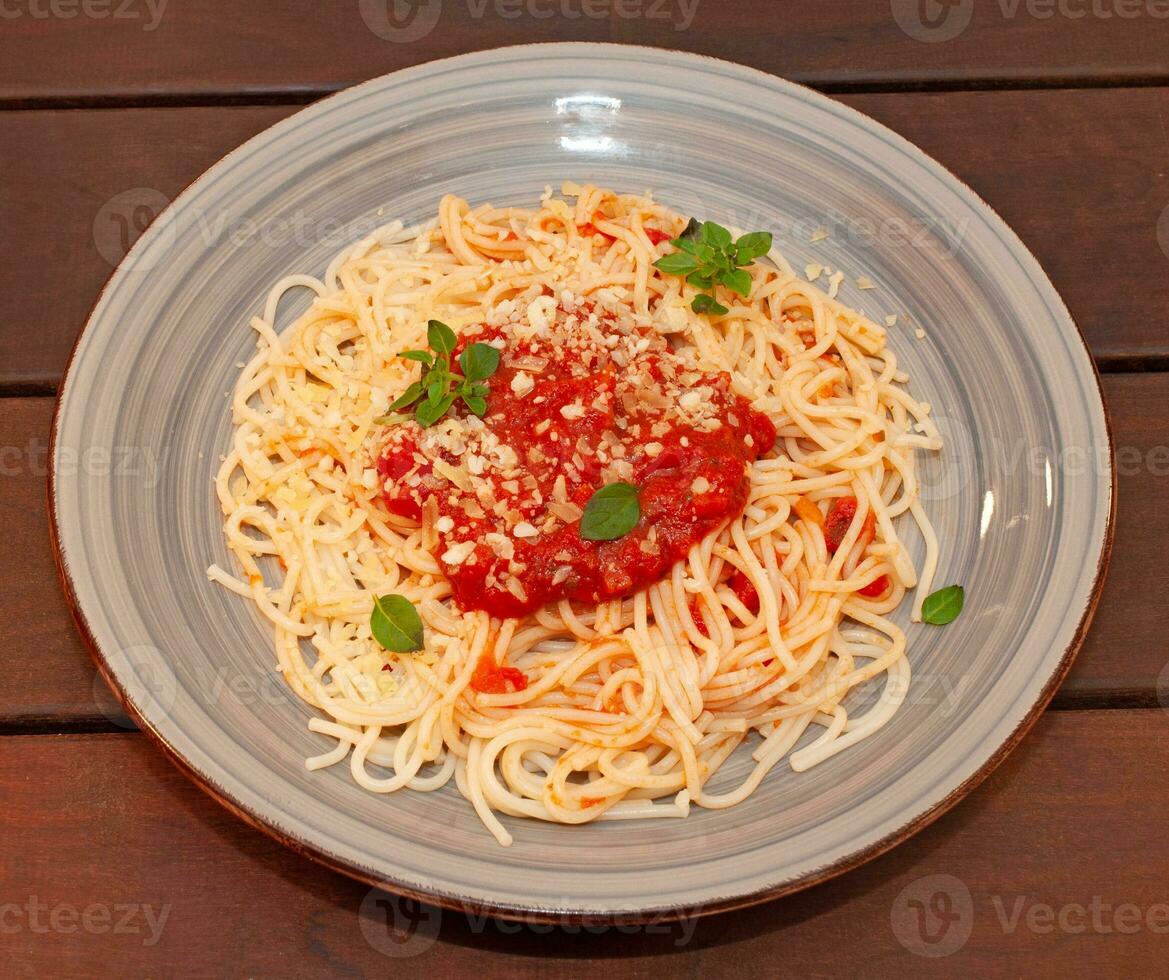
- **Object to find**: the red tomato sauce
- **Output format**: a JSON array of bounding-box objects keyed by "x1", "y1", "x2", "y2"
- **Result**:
[
  {"x1": 824, "y1": 496, "x2": 875, "y2": 555},
  {"x1": 823, "y1": 496, "x2": 887, "y2": 598},
  {"x1": 469, "y1": 653, "x2": 529, "y2": 694},
  {"x1": 376, "y1": 301, "x2": 775, "y2": 618}
]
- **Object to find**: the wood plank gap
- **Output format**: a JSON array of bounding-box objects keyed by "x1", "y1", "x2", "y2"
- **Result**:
[
  {"x1": 0, "y1": 716, "x2": 132, "y2": 736},
  {"x1": 6, "y1": 75, "x2": 1169, "y2": 114},
  {"x1": 1, "y1": 696, "x2": 1162, "y2": 737},
  {"x1": 0, "y1": 380, "x2": 59, "y2": 398}
]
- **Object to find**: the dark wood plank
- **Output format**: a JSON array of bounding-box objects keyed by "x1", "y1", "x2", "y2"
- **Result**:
[
  {"x1": 4, "y1": 374, "x2": 1167, "y2": 721},
  {"x1": 848, "y1": 88, "x2": 1169, "y2": 367},
  {"x1": 0, "y1": 399, "x2": 109, "y2": 724},
  {"x1": 3, "y1": 711, "x2": 1167, "y2": 975},
  {"x1": 3, "y1": 88, "x2": 1169, "y2": 391},
  {"x1": 1071, "y1": 373, "x2": 1169, "y2": 700},
  {"x1": 3, "y1": 1, "x2": 1169, "y2": 104},
  {"x1": 0, "y1": 104, "x2": 296, "y2": 393}
]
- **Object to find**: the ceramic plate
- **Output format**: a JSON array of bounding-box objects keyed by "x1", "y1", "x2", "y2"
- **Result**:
[{"x1": 52, "y1": 44, "x2": 1113, "y2": 920}]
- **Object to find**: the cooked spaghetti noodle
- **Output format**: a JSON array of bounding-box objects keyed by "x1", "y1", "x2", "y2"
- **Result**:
[{"x1": 208, "y1": 183, "x2": 943, "y2": 845}]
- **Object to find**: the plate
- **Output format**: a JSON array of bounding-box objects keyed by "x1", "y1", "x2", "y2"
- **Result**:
[{"x1": 51, "y1": 44, "x2": 1113, "y2": 921}]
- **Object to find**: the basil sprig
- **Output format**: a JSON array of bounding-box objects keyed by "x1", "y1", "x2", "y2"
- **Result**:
[
  {"x1": 370, "y1": 594, "x2": 424, "y2": 653},
  {"x1": 921, "y1": 585, "x2": 965, "y2": 625},
  {"x1": 653, "y1": 219, "x2": 773, "y2": 316},
  {"x1": 379, "y1": 320, "x2": 501, "y2": 427},
  {"x1": 580, "y1": 482, "x2": 641, "y2": 541}
]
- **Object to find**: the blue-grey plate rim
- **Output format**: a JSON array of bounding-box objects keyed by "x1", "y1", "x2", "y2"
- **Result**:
[{"x1": 49, "y1": 42, "x2": 1116, "y2": 923}]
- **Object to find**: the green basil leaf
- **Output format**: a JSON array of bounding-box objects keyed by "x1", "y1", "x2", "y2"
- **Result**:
[
  {"x1": 699, "y1": 221, "x2": 732, "y2": 249},
  {"x1": 671, "y1": 237, "x2": 702, "y2": 256},
  {"x1": 921, "y1": 585, "x2": 965, "y2": 625},
  {"x1": 370, "y1": 593, "x2": 424, "y2": 653},
  {"x1": 399, "y1": 349, "x2": 433, "y2": 365},
  {"x1": 425, "y1": 373, "x2": 448, "y2": 405},
  {"x1": 470, "y1": 383, "x2": 490, "y2": 398},
  {"x1": 734, "y1": 231, "x2": 773, "y2": 262},
  {"x1": 686, "y1": 271, "x2": 714, "y2": 290},
  {"x1": 415, "y1": 393, "x2": 454, "y2": 427},
  {"x1": 427, "y1": 319, "x2": 457, "y2": 356},
  {"x1": 720, "y1": 267, "x2": 753, "y2": 297},
  {"x1": 459, "y1": 342, "x2": 501, "y2": 383},
  {"x1": 654, "y1": 252, "x2": 699, "y2": 275},
  {"x1": 691, "y1": 294, "x2": 728, "y2": 316},
  {"x1": 462, "y1": 393, "x2": 487, "y2": 416},
  {"x1": 388, "y1": 381, "x2": 424, "y2": 411},
  {"x1": 580, "y1": 482, "x2": 640, "y2": 541},
  {"x1": 676, "y1": 217, "x2": 701, "y2": 242}
]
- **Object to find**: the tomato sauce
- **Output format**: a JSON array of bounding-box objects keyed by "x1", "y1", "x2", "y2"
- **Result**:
[
  {"x1": 824, "y1": 496, "x2": 875, "y2": 555},
  {"x1": 376, "y1": 301, "x2": 775, "y2": 618},
  {"x1": 469, "y1": 653, "x2": 529, "y2": 694}
]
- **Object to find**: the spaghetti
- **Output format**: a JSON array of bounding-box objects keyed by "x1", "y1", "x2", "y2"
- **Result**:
[{"x1": 208, "y1": 183, "x2": 943, "y2": 845}]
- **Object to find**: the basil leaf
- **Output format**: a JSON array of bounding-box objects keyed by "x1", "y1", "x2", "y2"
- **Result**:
[
  {"x1": 676, "y1": 217, "x2": 701, "y2": 242},
  {"x1": 462, "y1": 393, "x2": 487, "y2": 416},
  {"x1": 699, "y1": 221, "x2": 732, "y2": 249},
  {"x1": 470, "y1": 383, "x2": 490, "y2": 398},
  {"x1": 459, "y1": 342, "x2": 501, "y2": 383},
  {"x1": 720, "y1": 268, "x2": 753, "y2": 297},
  {"x1": 654, "y1": 252, "x2": 699, "y2": 275},
  {"x1": 691, "y1": 294, "x2": 728, "y2": 316},
  {"x1": 399, "y1": 349, "x2": 433, "y2": 365},
  {"x1": 427, "y1": 319, "x2": 457, "y2": 356},
  {"x1": 580, "y1": 482, "x2": 640, "y2": 541},
  {"x1": 415, "y1": 393, "x2": 454, "y2": 427},
  {"x1": 686, "y1": 271, "x2": 714, "y2": 290},
  {"x1": 734, "y1": 231, "x2": 772, "y2": 262},
  {"x1": 921, "y1": 585, "x2": 965, "y2": 625},
  {"x1": 389, "y1": 381, "x2": 424, "y2": 411},
  {"x1": 370, "y1": 593, "x2": 424, "y2": 653},
  {"x1": 425, "y1": 372, "x2": 449, "y2": 405}
]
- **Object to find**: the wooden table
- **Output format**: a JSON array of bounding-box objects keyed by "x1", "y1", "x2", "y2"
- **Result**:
[{"x1": 3, "y1": 4, "x2": 1168, "y2": 975}]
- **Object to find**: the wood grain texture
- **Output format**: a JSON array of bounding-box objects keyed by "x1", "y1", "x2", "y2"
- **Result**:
[
  {"x1": 0, "y1": 399, "x2": 116, "y2": 725},
  {"x1": 0, "y1": 104, "x2": 296, "y2": 393},
  {"x1": 3, "y1": 87, "x2": 1169, "y2": 390},
  {"x1": 3, "y1": 0, "x2": 1169, "y2": 104},
  {"x1": 3, "y1": 711, "x2": 1167, "y2": 975},
  {"x1": 3, "y1": 373, "x2": 1166, "y2": 721}
]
